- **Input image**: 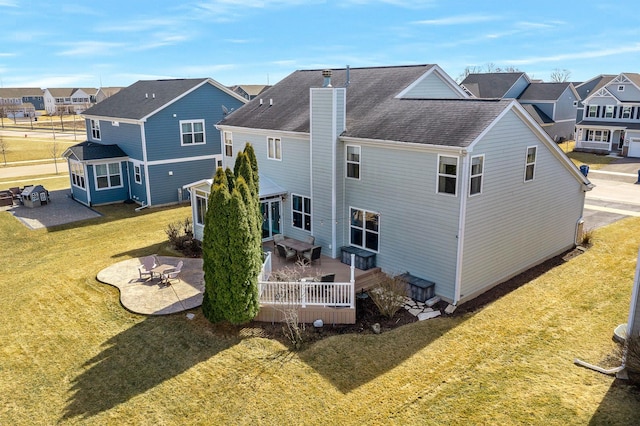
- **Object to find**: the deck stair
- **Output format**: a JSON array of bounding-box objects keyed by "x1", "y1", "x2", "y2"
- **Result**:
[{"x1": 354, "y1": 267, "x2": 383, "y2": 293}]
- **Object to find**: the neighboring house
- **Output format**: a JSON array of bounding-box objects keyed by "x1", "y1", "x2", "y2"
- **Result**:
[
  {"x1": 63, "y1": 78, "x2": 247, "y2": 207},
  {"x1": 185, "y1": 64, "x2": 591, "y2": 305},
  {"x1": 229, "y1": 84, "x2": 271, "y2": 100},
  {"x1": 0, "y1": 88, "x2": 41, "y2": 117},
  {"x1": 43, "y1": 88, "x2": 96, "y2": 115},
  {"x1": 573, "y1": 75, "x2": 616, "y2": 121},
  {"x1": 95, "y1": 87, "x2": 124, "y2": 103},
  {"x1": 461, "y1": 72, "x2": 579, "y2": 141},
  {"x1": 574, "y1": 73, "x2": 640, "y2": 157}
]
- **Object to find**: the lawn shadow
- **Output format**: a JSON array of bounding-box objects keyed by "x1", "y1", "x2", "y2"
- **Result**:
[
  {"x1": 299, "y1": 248, "x2": 581, "y2": 393},
  {"x1": 588, "y1": 379, "x2": 640, "y2": 425},
  {"x1": 62, "y1": 314, "x2": 238, "y2": 421}
]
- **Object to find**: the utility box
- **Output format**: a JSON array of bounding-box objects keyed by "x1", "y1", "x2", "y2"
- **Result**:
[
  {"x1": 398, "y1": 272, "x2": 435, "y2": 303},
  {"x1": 340, "y1": 246, "x2": 376, "y2": 270}
]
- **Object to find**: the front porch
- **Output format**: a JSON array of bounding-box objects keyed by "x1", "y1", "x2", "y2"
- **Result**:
[{"x1": 575, "y1": 125, "x2": 625, "y2": 155}]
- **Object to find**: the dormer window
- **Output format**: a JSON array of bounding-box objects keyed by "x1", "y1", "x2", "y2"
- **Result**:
[{"x1": 618, "y1": 85, "x2": 625, "y2": 92}]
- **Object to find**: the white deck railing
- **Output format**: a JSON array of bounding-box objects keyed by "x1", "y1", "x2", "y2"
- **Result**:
[
  {"x1": 576, "y1": 140, "x2": 610, "y2": 151},
  {"x1": 258, "y1": 252, "x2": 356, "y2": 308}
]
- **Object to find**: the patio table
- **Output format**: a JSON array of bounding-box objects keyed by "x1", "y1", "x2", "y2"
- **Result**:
[
  {"x1": 282, "y1": 238, "x2": 314, "y2": 254},
  {"x1": 150, "y1": 264, "x2": 175, "y2": 280}
]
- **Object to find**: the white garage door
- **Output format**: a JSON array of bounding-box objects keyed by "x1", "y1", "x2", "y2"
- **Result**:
[{"x1": 629, "y1": 139, "x2": 640, "y2": 158}]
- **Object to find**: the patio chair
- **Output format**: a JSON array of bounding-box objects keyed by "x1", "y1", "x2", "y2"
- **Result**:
[
  {"x1": 302, "y1": 246, "x2": 322, "y2": 265},
  {"x1": 273, "y1": 233, "x2": 285, "y2": 250},
  {"x1": 305, "y1": 235, "x2": 315, "y2": 245},
  {"x1": 320, "y1": 273, "x2": 335, "y2": 282},
  {"x1": 138, "y1": 256, "x2": 157, "y2": 280},
  {"x1": 161, "y1": 260, "x2": 184, "y2": 285},
  {"x1": 276, "y1": 243, "x2": 297, "y2": 261}
]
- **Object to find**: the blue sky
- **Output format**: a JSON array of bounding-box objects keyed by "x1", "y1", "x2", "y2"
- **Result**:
[{"x1": 1, "y1": 0, "x2": 640, "y2": 89}]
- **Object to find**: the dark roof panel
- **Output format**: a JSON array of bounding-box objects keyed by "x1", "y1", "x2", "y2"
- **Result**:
[
  {"x1": 518, "y1": 82, "x2": 570, "y2": 101},
  {"x1": 460, "y1": 72, "x2": 527, "y2": 98},
  {"x1": 64, "y1": 141, "x2": 128, "y2": 161}
]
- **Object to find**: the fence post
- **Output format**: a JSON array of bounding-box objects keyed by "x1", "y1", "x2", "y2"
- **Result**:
[{"x1": 350, "y1": 253, "x2": 356, "y2": 308}]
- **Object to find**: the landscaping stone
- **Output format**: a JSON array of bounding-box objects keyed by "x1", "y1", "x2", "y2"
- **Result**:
[
  {"x1": 372, "y1": 323, "x2": 381, "y2": 334},
  {"x1": 418, "y1": 310, "x2": 441, "y2": 321},
  {"x1": 444, "y1": 304, "x2": 457, "y2": 314},
  {"x1": 425, "y1": 296, "x2": 441, "y2": 307}
]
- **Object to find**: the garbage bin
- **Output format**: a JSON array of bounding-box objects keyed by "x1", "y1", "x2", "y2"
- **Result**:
[{"x1": 579, "y1": 165, "x2": 589, "y2": 177}]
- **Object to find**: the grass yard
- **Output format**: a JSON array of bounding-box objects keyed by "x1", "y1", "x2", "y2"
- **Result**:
[
  {"x1": 1, "y1": 185, "x2": 639, "y2": 424},
  {"x1": 558, "y1": 140, "x2": 619, "y2": 170},
  {"x1": 0, "y1": 134, "x2": 77, "y2": 164}
]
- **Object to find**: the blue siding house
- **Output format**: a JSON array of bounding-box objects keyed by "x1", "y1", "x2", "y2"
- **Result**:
[
  {"x1": 186, "y1": 64, "x2": 592, "y2": 306},
  {"x1": 63, "y1": 78, "x2": 247, "y2": 207}
]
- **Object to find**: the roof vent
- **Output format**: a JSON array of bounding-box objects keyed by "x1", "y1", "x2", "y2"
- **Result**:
[
  {"x1": 322, "y1": 69, "x2": 332, "y2": 88},
  {"x1": 152, "y1": 93, "x2": 155, "y2": 99},
  {"x1": 259, "y1": 98, "x2": 263, "y2": 105},
  {"x1": 145, "y1": 93, "x2": 148, "y2": 98},
  {"x1": 269, "y1": 98, "x2": 273, "y2": 106}
]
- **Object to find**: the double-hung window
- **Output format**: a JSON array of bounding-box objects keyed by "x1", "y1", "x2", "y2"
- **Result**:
[
  {"x1": 268, "y1": 137, "x2": 281, "y2": 160},
  {"x1": 70, "y1": 161, "x2": 85, "y2": 189},
  {"x1": 346, "y1": 145, "x2": 361, "y2": 179},
  {"x1": 586, "y1": 129, "x2": 609, "y2": 142},
  {"x1": 90, "y1": 119, "x2": 101, "y2": 140},
  {"x1": 622, "y1": 106, "x2": 632, "y2": 119},
  {"x1": 224, "y1": 131, "x2": 233, "y2": 157},
  {"x1": 437, "y1": 155, "x2": 458, "y2": 195},
  {"x1": 469, "y1": 155, "x2": 484, "y2": 196},
  {"x1": 587, "y1": 105, "x2": 598, "y2": 118},
  {"x1": 291, "y1": 194, "x2": 311, "y2": 231},
  {"x1": 604, "y1": 105, "x2": 614, "y2": 118},
  {"x1": 180, "y1": 120, "x2": 205, "y2": 145},
  {"x1": 350, "y1": 208, "x2": 380, "y2": 252},
  {"x1": 95, "y1": 162, "x2": 122, "y2": 189},
  {"x1": 525, "y1": 146, "x2": 537, "y2": 182}
]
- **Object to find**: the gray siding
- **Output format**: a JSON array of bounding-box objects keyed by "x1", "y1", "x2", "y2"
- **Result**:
[
  {"x1": 505, "y1": 76, "x2": 529, "y2": 98},
  {"x1": 310, "y1": 88, "x2": 345, "y2": 255},
  {"x1": 148, "y1": 158, "x2": 218, "y2": 205},
  {"x1": 460, "y1": 110, "x2": 584, "y2": 301},
  {"x1": 555, "y1": 88, "x2": 578, "y2": 121},
  {"x1": 402, "y1": 72, "x2": 464, "y2": 99},
  {"x1": 101, "y1": 121, "x2": 143, "y2": 159},
  {"x1": 608, "y1": 81, "x2": 640, "y2": 102},
  {"x1": 342, "y1": 144, "x2": 461, "y2": 300}
]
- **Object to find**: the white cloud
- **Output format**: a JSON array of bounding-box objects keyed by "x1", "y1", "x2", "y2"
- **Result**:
[
  {"x1": 0, "y1": 0, "x2": 18, "y2": 6},
  {"x1": 505, "y1": 43, "x2": 640, "y2": 65},
  {"x1": 413, "y1": 14, "x2": 499, "y2": 26},
  {"x1": 56, "y1": 41, "x2": 125, "y2": 57}
]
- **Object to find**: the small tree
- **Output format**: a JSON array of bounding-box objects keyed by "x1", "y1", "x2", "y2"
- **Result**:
[
  {"x1": 50, "y1": 138, "x2": 60, "y2": 174},
  {"x1": 550, "y1": 68, "x2": 572, "y2": 83},
  {"x1": 0, "y1": 134, "x2": 7, "y2": 166}
]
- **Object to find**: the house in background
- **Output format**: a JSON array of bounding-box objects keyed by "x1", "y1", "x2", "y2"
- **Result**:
[
  {"x1": 573, "y1": 74, "x2": 616, "y2": 121},
  {"x1": 95, "y1": 87, "x2": 124, "y2": 103},
  {"x1": 43, "y1": 88, "x2": 96, "y2": 115},
  {"x1": 0, "y1": 88, "x2": 39, "y2": 118},
  {"x1": 229, "y1": 84, "x2": 271, "y2": 100},
  {"x1": 185, "y1": 64, "x2": 591, "y2": 306},
  {"x1": 461, "y1": 72, "x2": 579, "y2": 141},
  {"x1": 574, "y1": 73, "x2": 640, "y2": 157},
  {"x1": 63, "y1": 78, "x2": 247, "y2": 207}
]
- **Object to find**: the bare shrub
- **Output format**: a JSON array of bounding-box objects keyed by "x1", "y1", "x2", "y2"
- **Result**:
[
  {"x1": 280, "y1": 306, "x2": 305, "y2": 350},
  {"x1": 165, "y1": 217, "x2": 201, "y2": 257},
  {"x1": 580, "y1": 227, "x2": 594, "y2": 247},
  {"x1": 368, "y1": 273, "x2": 406, "y2": 319}
]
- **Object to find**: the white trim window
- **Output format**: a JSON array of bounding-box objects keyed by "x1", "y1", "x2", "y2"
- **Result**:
[
  {"x1": 587, "y1": 105, "x2": 598, "y2": 118},
  {"x1": 586, "y1": 129, "x2": 610, "y2": 142},
  {"x1": 291, "y1": 194, "x2": 311, "y2": 231},
  {"x1": 622, "y1": 106, "x2": 632, "y2": 119},
  {"x1": 267, "y1": 137, "x2": 281, "y2": 160},
  {"x1": 94, "y1": 162, "x2": 123, "y2": 189},
  {"x1": 134, "y1": 164, "x2": 142, "y2": 184},
  {"x1": 350, "y1": 207, "x2": 380, "y2": 252},
  {"x1": 195, "y1": 190, "x2": 208, "y2": 226},
  {"x1": 469, "y1": 155, "x2": 484, "y2": 196},
  {"x1": 604, "y1": 105, "x2": 614, "y2": 118},
  {"x1": 224, "y1": 131, "x2": 233, "y2": 157},
  {"x1": 525, "y1": 146, "x2": 537, "y2": 182},
  {"x1": 618, "y1": 85, "x2": 625, "y2": 92},
  {"x1": 70, "y1": 160, "x2": 85, "y2": 189},
  {"x1": 90, "y1": 119, "x2": 100, "y2": 140},
  {"x1": 437, "y1": 155, "x2": 458, "y2": 195},
  {"x1": 180, "y1": 120, "x2": 205, "y2": 145},
  {"x1": 346, "y1": 145, "x2": 361, "y2": 179}
]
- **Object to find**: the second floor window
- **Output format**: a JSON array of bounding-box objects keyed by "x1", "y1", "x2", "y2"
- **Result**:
[
  {"x1": 90, "y1": 119, "x2": 100, "y2": 140},
  {"x1": 587, "y1": 105, "x2": 598, "y2": 118},
  {"x1": 346, "y1": 145, "x2": 361, "y2": 179},
  {"x1": 180, "y1": 120, "x2": 205, "y2": 145},
  {"x1": 605, "y1": 105, "x2": 614, "y2": 118},
  {"x1": 525, "y1": 146, "x2": 537, "y2": 182},
  {"x1": 470, "y1": 155, "x2": 484, "y2": 196},
  {"x1": 268, "y1": 137, "x2": 281, "y2": 160},
  {"x1": 437, "y1": 155, "x2": 458, "y2": 195},
  {"x1": 623, "y1": 106, "x2": 632, "y2": 119},
  {"x1": 224, "y1": 131, "x2": 233, "y2": 157},
  {"x1": 134, "y1": 165, "x2": 142, "y2": 184}
]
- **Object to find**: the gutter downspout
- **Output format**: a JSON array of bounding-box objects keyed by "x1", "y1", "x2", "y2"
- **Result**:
[
  {"x1": 140, "y1": 122, "x2": 152, "y2": 207},
  {"x1": 453, "y1": 150, "x2": 470, "y2": 305}
]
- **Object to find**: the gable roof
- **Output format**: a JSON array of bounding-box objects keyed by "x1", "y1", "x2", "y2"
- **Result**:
[
  {"x1": 460, "y1": 72, "x2": 529, "y2": 98},
  {"x1": 230, "y1": 85, "x2": 270, "y2": 97},
  {"x1": 574, "y1": 75, "x2": 616, "y2": 101},
  {"x1": 83, "y1": 78, "x2": 246, "y2": 121},
  {"x1": 63, "y1": 141, "x2": 128, "y2": 161},
  {"x1": 220, "y1": 65, "x2": 439, "y2": 133},
  {"x1": 45, "y1": 88, "x2": 95, "y2": 97},
  {"x1": 518, "y1": 82, "x2": 572, "y2": 101},
  {"x1": 0, "y1": 88, "x2": 44, "y2": 98},
  {"x1": 521, "y1": 104, "x2": 554, "y2": 125}
]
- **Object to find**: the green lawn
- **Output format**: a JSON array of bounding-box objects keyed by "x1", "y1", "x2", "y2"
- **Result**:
[
  {"x1": 1, "y1": 182, "x2": 639, "y2": 424},
  {"x1": 0, "y1": 134, "x2": 77, "y2": 164}
]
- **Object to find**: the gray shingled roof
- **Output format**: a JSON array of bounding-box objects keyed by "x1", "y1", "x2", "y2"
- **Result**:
[
  {"x1": 220, "y1": 65, "x2": 512, "y2": 148},
  {"x1": 220, "y1": 65, "x2": 436, "y2": 133},
  {"x1": 63, "y1": 141, "x2": 128, "y2": 161},
  {"x1": 521, "y1": 104, "x2": 553, "y2": 125},
  {"x1": 0, "y1": 88, "x2": 44, "y2": 98},
  {"x1": 82, "y1": 78, "x2": 209, "y2": 120},
  {"x1": 460, "y1": 72, "x2": 527, "y2": 98},
  {"x1": 518, "y1": 82, "x2": 570, "y2": 101}
]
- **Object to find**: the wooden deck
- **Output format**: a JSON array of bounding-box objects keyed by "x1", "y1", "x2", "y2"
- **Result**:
[{"x1": 259, "y1": 243, "x2": 383, "y2": 324}]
